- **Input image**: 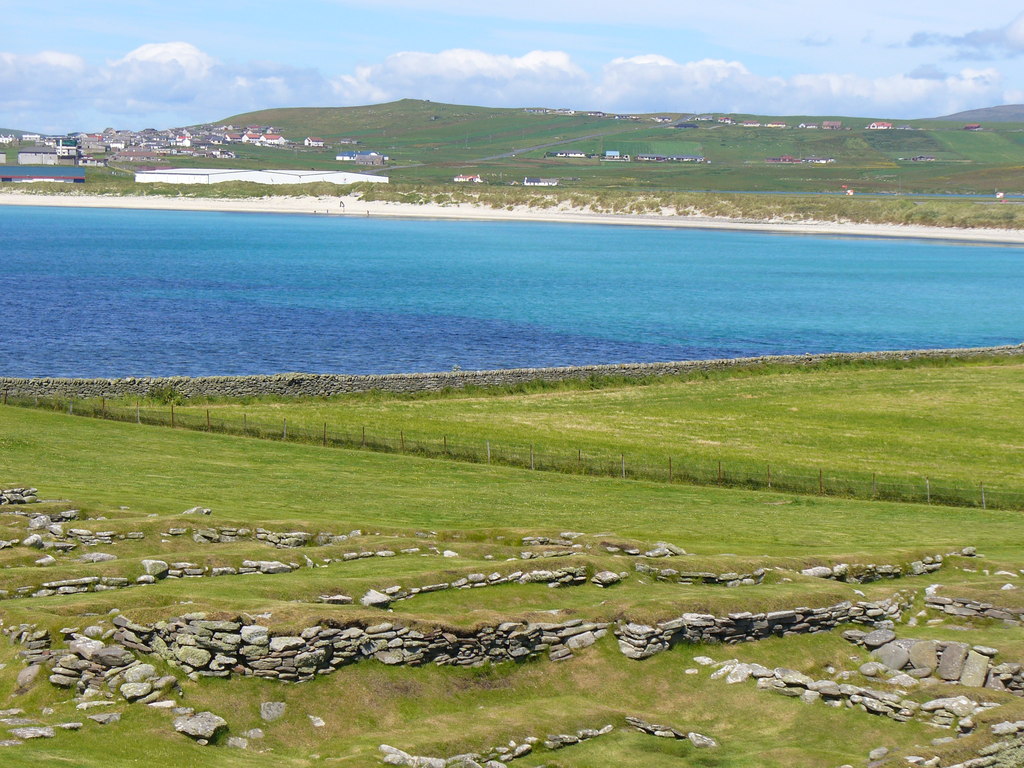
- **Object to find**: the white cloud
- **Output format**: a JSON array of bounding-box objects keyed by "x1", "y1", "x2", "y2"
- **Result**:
[
  {"x1": 0, "y1": 42, "x2": 1016, "y2": 131},
  {"x1": 592, "y1": 55, "x2": 1007, "y2": 117},
  {"x1": 0, "y1": 43, "x2": 339, "y2": 129},
  {"x1": 909, "y1": 11, "x2": 1024, "y2": 57},
  {"x1": 111, "y1": 42, "x2": 217, "y2": 78},
  {"x1": 332, "y1": 49, "x2": 588, "y2": 106}
]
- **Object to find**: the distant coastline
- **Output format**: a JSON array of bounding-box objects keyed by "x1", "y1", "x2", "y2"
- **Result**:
[{"x1": 3, "y1": 191, "x2": 1024, "y2": 244}]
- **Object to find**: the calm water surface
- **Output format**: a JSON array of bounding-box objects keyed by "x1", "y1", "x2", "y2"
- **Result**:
[{"x1": 1, "y1": 205, "x2": 1021, "y2": 377}]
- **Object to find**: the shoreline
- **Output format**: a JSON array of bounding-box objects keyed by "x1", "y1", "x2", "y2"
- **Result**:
[
  {"x1": 3, "y1": 191, "x2": 1024, "y2": 244},
  {"x1": 3, "y1": 344, "x2": 1022, "y2": 399}
]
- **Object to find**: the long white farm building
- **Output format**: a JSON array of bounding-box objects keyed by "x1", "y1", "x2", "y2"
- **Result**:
[{"x1": 134, "y1": 168, "x2": 388, "y2": 185}]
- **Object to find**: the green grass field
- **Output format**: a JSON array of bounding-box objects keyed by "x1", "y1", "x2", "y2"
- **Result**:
[
  {"x1": 134, "y1": 357, "x2": 1024, "y2": 501},
  {"x1": 3, "y1": 356, "x2": 1024, "y2": 766}
]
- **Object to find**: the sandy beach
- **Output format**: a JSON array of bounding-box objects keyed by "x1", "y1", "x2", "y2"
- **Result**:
[{"x1": 3, "y1": 191, "x2": 1024, "y2": 244}]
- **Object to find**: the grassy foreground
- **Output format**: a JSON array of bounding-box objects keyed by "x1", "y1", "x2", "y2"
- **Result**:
[{"x1": 2, "y1": 380, "x2": 1024, "y2": 766}]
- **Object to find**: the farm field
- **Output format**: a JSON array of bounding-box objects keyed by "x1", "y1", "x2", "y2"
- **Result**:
[
  {"x1": 144, "y1": 357, "x2": 1024, "y2": 499},
  {"x1": 2, "y1": 358, "x2": 1024, "y2": 765}
]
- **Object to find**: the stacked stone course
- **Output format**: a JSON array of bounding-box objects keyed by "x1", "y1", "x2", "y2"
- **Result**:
[{"x1": 2, "y1": 344, "x2": 1022, "y2": 399}]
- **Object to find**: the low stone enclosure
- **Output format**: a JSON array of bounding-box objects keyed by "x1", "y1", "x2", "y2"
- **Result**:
[
  {"x1": 6, "y1": 587, "x2": 1024, "y2": 764},
  {"x1": 0, "y1": 488, "x2": 39, "y2": 505},
  {"x1": 5, "y1": 597, "x2": 909, "y2": 686},
  {"x1": 927, "y1": 596, "x2": 1024, "y2": 624},
  {"x1": 843, "y1": 629, "x2": 1024, "y2": 694},
  {"x1": 2, "y1": 344, "x2": 1022, "y2": 399}
]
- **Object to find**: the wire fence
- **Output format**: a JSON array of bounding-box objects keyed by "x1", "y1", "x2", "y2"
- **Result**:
[{"x1": 5, "y1": 393, "x2": 1023, "y2": 512}]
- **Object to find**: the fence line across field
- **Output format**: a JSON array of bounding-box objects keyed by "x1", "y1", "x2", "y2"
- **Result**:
[{"x1": 4, "y1": 394, "x2": 1019, "y2": 512}]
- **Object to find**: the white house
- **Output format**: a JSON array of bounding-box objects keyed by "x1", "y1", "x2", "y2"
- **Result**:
[
  {"x1": 259, "y1": 134, "x2": 288, "y2": 146},
  {"x1": 453, "y1": 174, "x2": 483, "y2": 183},
  {"x1": 304, "y1": 137, "x2": 325, "y2": 147}
]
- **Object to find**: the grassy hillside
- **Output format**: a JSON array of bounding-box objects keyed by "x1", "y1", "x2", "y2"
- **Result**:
[
  {"x1": 1, "y1": 400, "x2": 1024, "y2": 767},
  {"x1": 934, "y1": 104, "x2": 1024, "y2": 122},
  {"x1": 200, "y1": 99, "x2": 1024, "y2": 194}
]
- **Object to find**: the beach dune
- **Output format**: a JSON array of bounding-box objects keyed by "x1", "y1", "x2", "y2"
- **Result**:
[{"x1": 2, "y1": 191, "x2": 1024, "y2": 244}]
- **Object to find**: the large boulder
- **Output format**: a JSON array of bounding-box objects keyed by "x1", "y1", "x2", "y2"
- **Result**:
[
  {"x1": 872, "y1": 642, "x2": 910, "y2": 671},
  {"x1": 938, "y1": 643, "x2": 970, "y2": 681},
  {"x1": 174, "y1": 711, "x2": 227, "y2": 742},
  {"x1": 959, "y1": 651, "x2": 990, "y2": 687},
  {"x1": 141, "y1": 560, "x2": 169, "y2": 577},
  {"x1": 908, "y1": 640, "x2": 938, "y2": 673},
  {"x1": 360, "y1": 589, "x2": 392, "y2": 608},
  {"x1": 688, "y1": 732, "x2": 719, "y2": 748},
  {"x1": 173, "y1": 646, "x2": 212, "y2": 669},
  {"x1": 260, "y1": 702, "x2": 286, "y2": 722}
]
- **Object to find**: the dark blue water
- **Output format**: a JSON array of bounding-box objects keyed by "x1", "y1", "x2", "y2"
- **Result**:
[{"x1": 1, "y1": 205, "x2": 1022, "y2": 377}]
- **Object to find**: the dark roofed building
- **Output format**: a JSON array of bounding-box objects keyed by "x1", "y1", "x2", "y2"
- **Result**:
[{"x1": 1, "y1": 166, "x2": 85, "y2": 183}]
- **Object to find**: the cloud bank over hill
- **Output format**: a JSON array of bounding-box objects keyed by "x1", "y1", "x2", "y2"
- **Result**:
[{"x1": 2, "y1": 41, "x2": 1021, "y2": 132}]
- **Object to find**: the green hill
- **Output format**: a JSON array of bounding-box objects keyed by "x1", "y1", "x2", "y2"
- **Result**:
[{"x1": 933, "y1": 104, "x2": 1024, "y2": 123}]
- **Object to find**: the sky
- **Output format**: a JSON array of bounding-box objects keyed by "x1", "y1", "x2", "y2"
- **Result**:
[{"x1": 3, "y1": 2, "x2": 1024, "y2": 133}]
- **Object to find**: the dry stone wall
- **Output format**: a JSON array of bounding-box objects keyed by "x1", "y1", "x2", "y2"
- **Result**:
[
  {"x1": 615, "y1": 597, "x2": 908, "y2": 660},
  {"x1": 926, "y1": 595, "x2": 1024, "y2": 624},
  {"x1": 2, "y1": 345, "x2": 1022, "y2": 399}
]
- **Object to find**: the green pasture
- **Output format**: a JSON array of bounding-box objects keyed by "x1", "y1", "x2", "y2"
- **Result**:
[
  {"x1": 4, "y1": 404, "x2": 1024, "y2": 558},
  {"x1": 3, "y1": 381, "x2": 1024, "y2": 766},
  {"x1": 149, "y1": 358, "x2": 1024, "y2": 498}
]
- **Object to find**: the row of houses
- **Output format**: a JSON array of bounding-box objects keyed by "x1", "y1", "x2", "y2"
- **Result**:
[
  {"x1": 765, "y1": 155, "x2": 836, "y2": 164},
  {"x1": 546, "y1": 149, "x2": 706, "y2": 163},
  {"x1": 335, "y1": 150, "x2": 389, "y2": 166}
]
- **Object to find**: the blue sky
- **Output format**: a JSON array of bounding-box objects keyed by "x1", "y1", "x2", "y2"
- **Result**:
[{"x1": 3, "y1": 2, "x2": 1024, "y2": 132}]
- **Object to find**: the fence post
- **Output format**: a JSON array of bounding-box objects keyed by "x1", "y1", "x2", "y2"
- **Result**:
[
  {"x1": 926, "y1": 477, "x2": 930, "y2": 503},
  {"x1": 283, "y1": 418, "x2": 287, "y2": 440},
  {"x1": 621, "y1": 454, "x2": 625, "y2": 479},
  {"x1": 767, "y1": 464, "x2": 771, "y2": 489},
  {"x1": 2, "y1": 391, "x2": 6, "y2": 405},
  {"x1": 443, "y1": 435, "x2": 448, "y2": 454},
  {"x1": 401, "y1": 430, "x2": 405, "y2": 451},
  {"x1": 101, "y1": 397, "x2": 106, "y2": 417},
  {"x1": 668, "y1": 456, "x2": 673, "y2": 482},
  {"x1": 981, "y1": 483, "x2": 986, "y2": 509},
  {"x1": 361, "y1": 426, "x2": 366, "y2": 447},
  {"x1": 872, "y1": 473, "x2": 877, "y2": 497},
  {"x1": 717, "y1": 460, "x2": 723, "y2": 484},
  {"x1": 323, "y1": 422, "x2": 327, "y2": 447},
  {"x1": 170, "y1": 404, "x2": 175, "y2": 428},
  {"x1": 486, "y1": 440, "x2": 490, "y2": 463},
  {"x1": 530, "y1": 445, "x2": 535, "y2": 470},
  {"x1": 818, "y1": 468, "x2": 824, "y2": 495},
  {"x1": 243, "y1": 413, "x2": 247, "y2": 433},
  {"x1": 136, "y1": 403, "x2": 140, "y2": 424},
  {"x1": 206, "y1": 409, "x2": 211, "y2": 431},
  {"x1": 69, "y1": 399, "x2": 73, "y2": 415}
]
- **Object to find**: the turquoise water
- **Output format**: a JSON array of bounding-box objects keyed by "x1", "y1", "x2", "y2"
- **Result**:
[{"x1": 1, "y1": 205, "x2": 1021, "y2": 377}]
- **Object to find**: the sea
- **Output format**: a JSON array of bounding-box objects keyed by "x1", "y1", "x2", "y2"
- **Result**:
[{"x1": 1, "y1": 205, "x2": 1022, "y2": 378}]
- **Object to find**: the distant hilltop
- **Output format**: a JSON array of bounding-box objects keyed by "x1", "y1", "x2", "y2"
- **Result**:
[{"x1": 932, "y1": 104, "x2": 1024, "y2": 122}]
